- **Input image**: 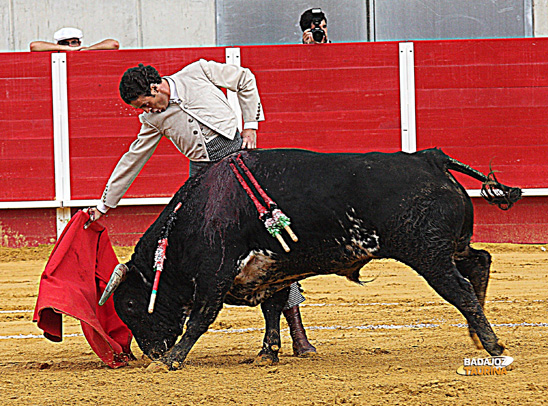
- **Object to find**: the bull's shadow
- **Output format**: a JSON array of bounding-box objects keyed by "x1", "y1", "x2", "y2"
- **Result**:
[{"x1": 101, "y1": 148, "x2": 521, "y2": 370}]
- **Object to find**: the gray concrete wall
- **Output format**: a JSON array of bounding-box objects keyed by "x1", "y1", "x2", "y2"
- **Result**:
[
  {"x1": 2, "y1": 0, "x2": 548, "y2": 52},
  {"x1": 0, "y1": 0, "x2": 216, "y2": 52}
]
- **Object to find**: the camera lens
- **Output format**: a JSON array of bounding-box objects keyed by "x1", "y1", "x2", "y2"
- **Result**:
[{"x1": 311, "y1": 28, "x2": 325, "y2": 42}]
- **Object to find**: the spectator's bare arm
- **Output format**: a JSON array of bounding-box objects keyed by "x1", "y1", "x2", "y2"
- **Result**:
[
  {"x1": 81, "y1": 39, "x2": 120, "y2": 51},
  {"x1": 30, "y1": 41, "x2": 83, "y2": 52}
]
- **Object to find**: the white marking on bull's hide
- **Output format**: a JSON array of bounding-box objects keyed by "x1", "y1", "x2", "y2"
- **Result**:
[
  {"x1": 339, "y1": 208, "x2": 381, "y2": 256},
  {"x1": 190, "y1": 277, "x2": 197, "y2": 302},
  {"x1": 346, "y1": 207, "x2": 358, "y2": 220},
  {"x1": 236, "y1": 251, "x2": 255, "y2": 272},
  {"x1": 350, "y1": 232, "x2": 380, "y2": 254},
  {"x1": 235, "y1": 250, "x2": 277, "y2": 284}
]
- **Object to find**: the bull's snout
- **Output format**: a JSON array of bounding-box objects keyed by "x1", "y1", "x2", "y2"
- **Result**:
[
  {"x1": 148, "y1": 349, "x2": 163, "y2": 361},
  {"x1": 145, "y1": 338, "x2": 175, "y2": 360}
]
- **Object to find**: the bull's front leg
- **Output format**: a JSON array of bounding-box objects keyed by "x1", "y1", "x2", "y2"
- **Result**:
[
  {"x1": 161, "y1": 269, "x2": 234, "y2": 370},
  {"x1": 255, "y1": 287, "x2": 290, "y2": 366}
]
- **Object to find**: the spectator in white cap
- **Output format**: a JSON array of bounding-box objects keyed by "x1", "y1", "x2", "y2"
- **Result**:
[{"x1": 30, "y1": 27, "x2": 119, "y2": 52}]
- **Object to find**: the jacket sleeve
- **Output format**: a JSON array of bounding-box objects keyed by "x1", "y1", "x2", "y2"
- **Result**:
[
  {"x1": 199, "y1": 59, "x2": 265, "y2": 125},
  {"x1": 101, "y1": 118, "x2": 162, "y2": 209}
]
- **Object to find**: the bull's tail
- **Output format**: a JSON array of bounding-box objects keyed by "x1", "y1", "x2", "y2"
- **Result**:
[{"x1": 444, "y1": 155, "x2": 522, "y2": 210}]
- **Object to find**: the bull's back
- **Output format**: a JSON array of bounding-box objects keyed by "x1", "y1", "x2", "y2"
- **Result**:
[
  {"x1": 171, "y1": 148, "x2": 469, "y2": 257},
  {"x1": 218, "y1": 149, "x2": 467, "y2": 244},
  {"x1": 241, "y1": 148, "x2": 456, "y2": 213}
]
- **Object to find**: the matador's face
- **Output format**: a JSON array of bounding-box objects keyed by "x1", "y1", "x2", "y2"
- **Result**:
[{"x1": 130, "y1": 82, "x2": 170, "y2": 113}]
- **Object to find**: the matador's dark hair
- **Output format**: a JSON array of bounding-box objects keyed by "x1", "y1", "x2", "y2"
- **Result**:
[{"x1": 119, "y1": 63, "x2": 162, "y2": 104}]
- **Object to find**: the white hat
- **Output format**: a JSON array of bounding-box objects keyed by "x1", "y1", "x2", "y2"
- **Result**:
[{"x1": 54, "y1": 27, "x2": 83, "y2": 42}]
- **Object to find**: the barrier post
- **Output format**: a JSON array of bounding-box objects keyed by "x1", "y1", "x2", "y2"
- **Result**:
[
  {"x1": 399, "y1": 42, "x2": 416, "y2": 153},
  {"x1": 51, "y1": 53, "x2": 72, "y2": 237}
]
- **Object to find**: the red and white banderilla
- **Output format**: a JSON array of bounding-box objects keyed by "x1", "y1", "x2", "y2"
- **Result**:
[
  {"x1": 148, "y1": 202, "x2": 182, "y2": 313},
  {"x1": 229, "y1": 154, "x2": 298, "y2": 252}
]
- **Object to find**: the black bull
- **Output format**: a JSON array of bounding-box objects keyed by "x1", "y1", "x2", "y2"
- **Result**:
[{"x1": 104, "y1": 148, "x2": 522, "y2": 369}]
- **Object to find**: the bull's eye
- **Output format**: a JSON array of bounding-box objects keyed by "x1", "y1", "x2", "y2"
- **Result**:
[{"x1": 127, "y1": 300, "x2": 134, "y2": 310}]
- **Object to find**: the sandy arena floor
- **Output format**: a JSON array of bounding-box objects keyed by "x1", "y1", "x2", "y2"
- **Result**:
[{"x1": 0, "y1": 243, "x2": 547, "y2": 405}]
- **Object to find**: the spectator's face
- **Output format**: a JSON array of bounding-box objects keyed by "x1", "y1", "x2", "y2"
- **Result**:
[
  {"x1": 130, "y1": 84, "x2": 169, "y2": 113},
  {"x1": 57, "y1": 38, "x2": 81, "y2": 47},
  {"x1": 312, "y1": 19, "x2": 328, "y2": 42}
]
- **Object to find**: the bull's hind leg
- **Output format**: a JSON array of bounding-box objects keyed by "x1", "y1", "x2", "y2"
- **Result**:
[
  {"x1": 454, "y1": 246, "x2": 492, "y2": 349},
  {"x1": 413, "y1": 255, "x2": 505, "y2": 356},
  {"x1": 255, "y1": 287, "x2": 290, "y2": 366}
]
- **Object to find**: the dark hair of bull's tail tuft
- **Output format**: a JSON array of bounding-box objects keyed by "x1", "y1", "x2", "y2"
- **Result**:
[
  {"x1": 480, "y1": 169, "x2": 522, "y2": 211},
  {"x1": 444, "y1": 154, "x2": 522, "y2": 211}
]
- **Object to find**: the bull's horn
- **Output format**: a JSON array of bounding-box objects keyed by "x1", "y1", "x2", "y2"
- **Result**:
[{"x1": 98, "y1": 263, "x2": 129, "y2": 306}]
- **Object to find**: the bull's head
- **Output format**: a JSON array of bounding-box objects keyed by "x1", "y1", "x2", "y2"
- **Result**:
[{"x1": 99, "y1": 262, "x2": 190, "y2": 360}]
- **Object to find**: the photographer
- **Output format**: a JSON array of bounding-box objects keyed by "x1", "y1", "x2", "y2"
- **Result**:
[{"x1": 299, "y1": 8, "x2": 330, "y2": 44}]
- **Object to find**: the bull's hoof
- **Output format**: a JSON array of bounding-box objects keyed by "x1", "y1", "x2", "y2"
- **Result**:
[
  {"x1": 254, "y1": 353, "x2": 278, "y2": 366},
  {"x1": 493, "y1": 339, "x2": 508, "y2": 356},
  {"x1": 170, "y1": 361, "x2": 183, "y2": 370},
  {"x1": 161, "y1": 355, "x2": 184, "y2": 371},
  {"x1": 470, "y1": 333, "x2": 483, "y2": 350},
  {"x1": 497, "y1": 341, "x2": 515, "y2": 371},
  {"x1": 497, "y1": 340, "x2": 507, "y2": 351},
  {"x1": 294, "y1": 348, "x2": 318, "y2": 358}
]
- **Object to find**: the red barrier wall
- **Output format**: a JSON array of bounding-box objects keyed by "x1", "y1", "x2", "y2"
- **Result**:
[
  {"x1": 0, "y1": 52, "x2": 55, "y2": 202},
  {"x1": 414, "y1": 38, "x2": 548, "y2": 189},
  {"x1": 473, "y1": 197, "x2": 547, "y2": 242},
  {"x1": 242, "y1": 43, "x2": 402, "y2": 153},
  {"x1": 0, "y1": 209, "x2": 57, "y2": 246},
  {"x1": 0, "y1": 40, "x2": 546, "y2": 247}
]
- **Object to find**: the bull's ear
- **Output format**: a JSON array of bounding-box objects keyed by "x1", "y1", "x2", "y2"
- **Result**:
[{"x1": 98, "y1": 263, "x2": 129, "y2": 306}]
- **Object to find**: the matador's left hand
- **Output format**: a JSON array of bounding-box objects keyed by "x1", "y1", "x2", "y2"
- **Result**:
[{"x1": 241, "y1": 129, "x2": 257, "y2": 149}]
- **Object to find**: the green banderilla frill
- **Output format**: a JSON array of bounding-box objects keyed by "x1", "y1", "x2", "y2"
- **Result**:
[
  {"x1": 264, "y1": 209, "x2": 298, "y2": 244},
  {"x1": 230, "y1": 155, "x2": 299, "y2": 251}
]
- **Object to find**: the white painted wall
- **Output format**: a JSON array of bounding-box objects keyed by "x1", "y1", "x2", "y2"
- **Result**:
[
  {"x1": 0, "y1": 0, "x2": 216, "y2": 52},
  {"x1": 534, "y1": 0, "x2": 548, "y2": 36}
]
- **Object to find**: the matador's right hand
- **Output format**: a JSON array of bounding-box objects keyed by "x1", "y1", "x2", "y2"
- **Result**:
[{"x1": 83, "y1": 207, "x2": 104, "y2": 229}]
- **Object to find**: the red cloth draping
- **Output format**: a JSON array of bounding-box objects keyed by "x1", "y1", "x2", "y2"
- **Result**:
[{"x1": 33, "y1": 210, "x2": 133, "y2": 368}]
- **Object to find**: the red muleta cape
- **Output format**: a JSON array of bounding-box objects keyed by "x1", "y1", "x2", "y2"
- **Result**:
[{"x1": 33, "y1": 210, "x2": 133, "y2": 368}]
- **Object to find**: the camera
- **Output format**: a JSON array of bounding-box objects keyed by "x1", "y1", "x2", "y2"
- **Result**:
[{"x1": 309, "y1": 8, "x2": 325, "y2": 42}]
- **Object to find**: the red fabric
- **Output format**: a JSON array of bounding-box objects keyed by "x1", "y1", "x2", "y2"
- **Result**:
[{"x1": 33, "y1": 210, "x2": 133, "y2": 368}]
